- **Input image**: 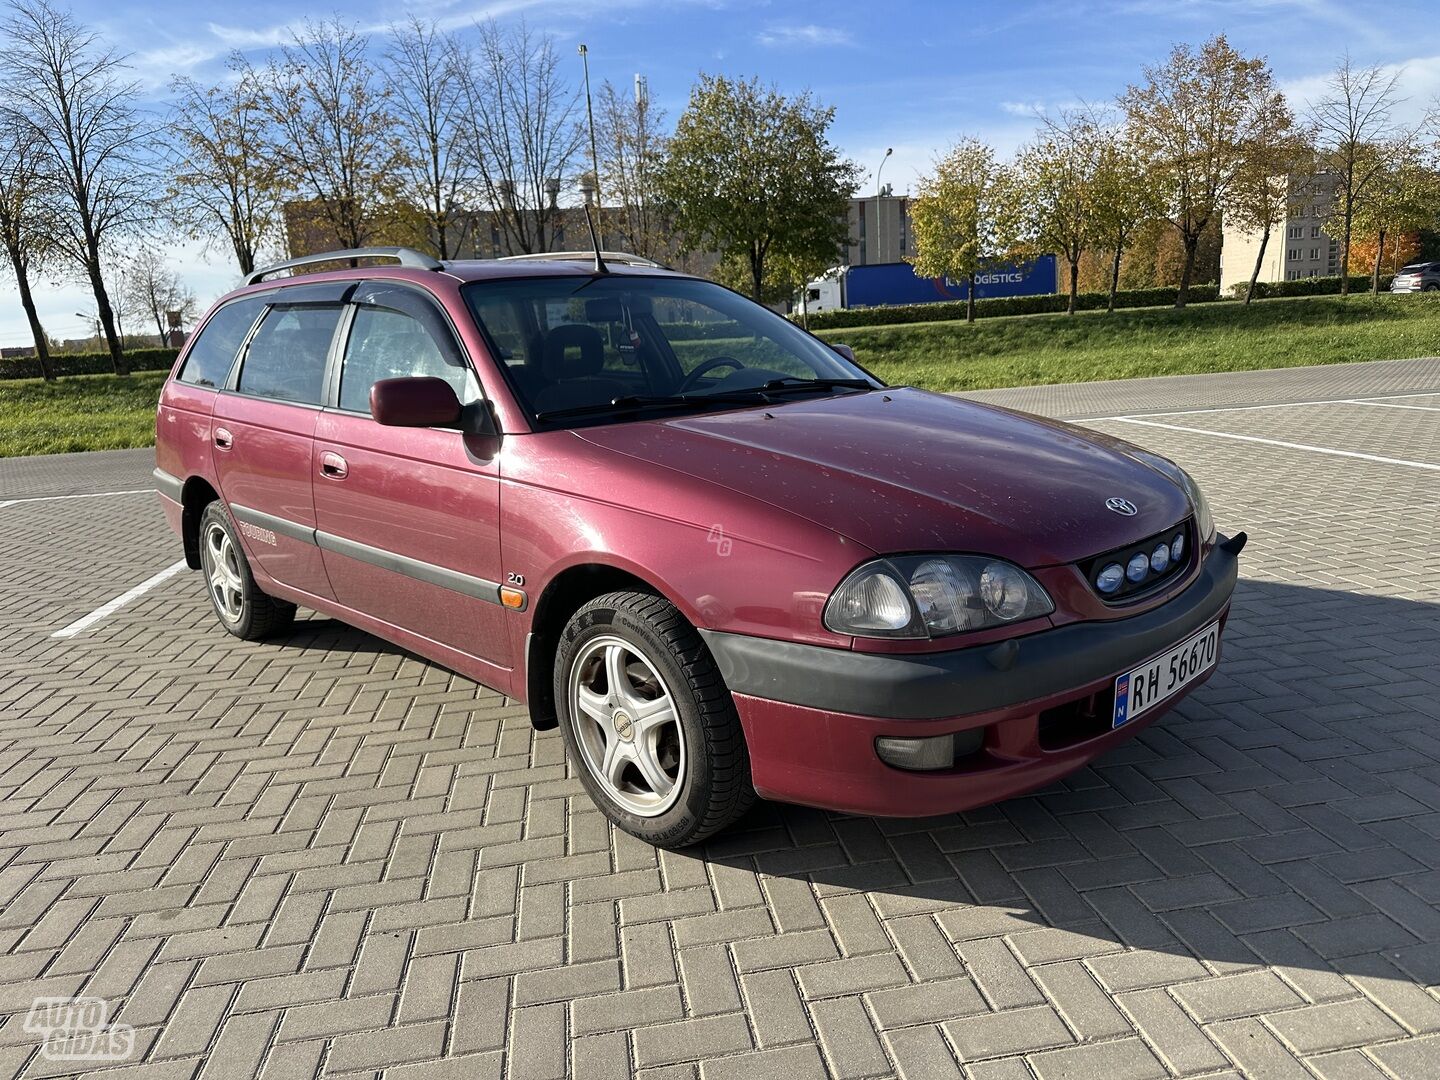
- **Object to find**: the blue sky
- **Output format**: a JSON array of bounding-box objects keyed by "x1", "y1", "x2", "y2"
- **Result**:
[{"x1": 4, "y1": 0, "x2": 1439, "y2": 347}]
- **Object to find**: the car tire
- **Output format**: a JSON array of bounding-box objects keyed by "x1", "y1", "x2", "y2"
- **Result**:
[
  {"x1": 197, "y1": 501, "x2": 297, "y2": 641},
  {"x1": 1425, "y1": 283, "x2": 1439, "y2": 292},
  {"x1": 554, "y1": 590, "x2": 755, "y2": 848}
]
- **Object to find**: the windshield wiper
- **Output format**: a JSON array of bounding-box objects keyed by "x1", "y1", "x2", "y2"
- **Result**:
[
  {"x1": 759, "y1": 377, "x2": 877, "y2": 394},
  {"x1": 535, "y1": 390, "x2": 771, "y2": 422}
]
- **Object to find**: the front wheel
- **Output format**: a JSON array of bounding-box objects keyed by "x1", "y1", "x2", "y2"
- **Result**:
[
  {"x1": 198, "y1": 502, "x2": 296, "y2": 641},
  {"x1": 554, "y1": 591, "x2": 754, "y2": 848}
]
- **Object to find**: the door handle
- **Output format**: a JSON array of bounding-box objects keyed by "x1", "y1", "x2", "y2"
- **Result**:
[
  {"x1": 320, "y1": 452, "x2": 348, "y2": 479},
  {"x1": 213, "y1": 427, "x2": 233, "y2": 450}
]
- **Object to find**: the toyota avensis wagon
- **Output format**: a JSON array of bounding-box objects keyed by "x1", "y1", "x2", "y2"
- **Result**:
[{"x1": 155, "y1": 246, "x2": 1244, "y2": 848}]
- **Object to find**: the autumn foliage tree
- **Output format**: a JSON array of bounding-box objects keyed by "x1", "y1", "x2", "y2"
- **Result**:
[
  {"x1": 659, "y1": 75, "x2": 858, "y2": 302},
  {"x1": 909, "y1": 138, "x2": 1005, "y2": 323},
  {"x1": 168, "y1": 59, "x2": 283, "y2": 277},
  {"x1": 260, "y1": 19, "x2": 410, "y2": 251},
  {"x1": 1123, "y1": 35, "x2": 1290, "y2": 307},
  {"x1": 2, "y1": 0, "x2": 153, "y2": 372},
  {"x1": 1002, "y1": 114, "x2": 1100, "y2": 315}
]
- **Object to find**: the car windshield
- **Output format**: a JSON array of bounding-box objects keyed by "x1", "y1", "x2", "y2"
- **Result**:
[
  {"x1": 461, "y1": 274, "x2": 879, "y2": 427},
  {"x1": 1400, "y1": 263, "x2": 1429, "y2": 273}
]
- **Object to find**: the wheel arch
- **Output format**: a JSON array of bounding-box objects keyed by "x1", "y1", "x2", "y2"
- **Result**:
[
  {"x1": 180, "y1": 477, "x2": 222, "y2": 569},
  {"x1": 524, "y1": 561, "x2": 688, "y2": 731}
]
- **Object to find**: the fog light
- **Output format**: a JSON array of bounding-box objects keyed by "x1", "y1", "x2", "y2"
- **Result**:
[
  {"x1": 1126, "y1": 552, "x2": 1150, "y2": 583},
  {"x1": 876, "y1": 734, "x2": 955, "y2": 771},
  {"x1": 1150, "y1": 543, "x2": 1170, "y2": 574},
  {"x1": 1096, "y1": 562, "x2": 1124, "y2": 594}
]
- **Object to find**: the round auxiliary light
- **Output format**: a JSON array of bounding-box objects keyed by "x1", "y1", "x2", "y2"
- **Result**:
[
  {"x1": 1127, "y1": 552, "x2": 1150, "y2": 583},
  {"x1": 1150, "y1": 543, "x2": 1170, "y2": 574},
  {"x1": 1095, "y1": 563, "x2": 1125, "y2": 595},
  {"x1": 1170, "y1": 533, "x2": 1185, "y2": 563}
]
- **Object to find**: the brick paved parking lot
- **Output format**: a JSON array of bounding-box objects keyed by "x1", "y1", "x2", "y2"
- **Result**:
[{"x1": 2, "y1": 356, "x2": 1438, "y2": 1079}]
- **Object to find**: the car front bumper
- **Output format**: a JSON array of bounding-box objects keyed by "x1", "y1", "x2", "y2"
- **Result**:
[{"x1": 700, "y1": 534, "x2": 1242, "y2": 817}]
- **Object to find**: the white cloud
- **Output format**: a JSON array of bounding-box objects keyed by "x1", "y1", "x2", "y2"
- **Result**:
[{"x1": 755, "y1": 24, "x2": 854, "y2": 49}]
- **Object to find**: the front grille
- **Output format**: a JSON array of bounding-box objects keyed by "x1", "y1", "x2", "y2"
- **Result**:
[{"x1": 1079, "y1": 518, "x2": 1195, "y2": 603}]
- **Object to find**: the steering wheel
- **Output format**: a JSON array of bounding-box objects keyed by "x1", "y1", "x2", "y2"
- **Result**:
[{"x1": 678, "y1": 355, "x2": 745, "y2": 392}]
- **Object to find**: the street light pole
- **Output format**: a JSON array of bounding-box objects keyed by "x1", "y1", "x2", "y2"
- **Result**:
[{"x1": 875, "y1": 147, "x2": 893, "y2": 264}]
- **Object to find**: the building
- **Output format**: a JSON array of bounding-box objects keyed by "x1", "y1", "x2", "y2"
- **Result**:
[
  {"x1": 1220, "y1": 176, "x2": 1340, "y2": 293},
  {"x1": 845, "y1": 191, "x2": 912, "y2": 266}
]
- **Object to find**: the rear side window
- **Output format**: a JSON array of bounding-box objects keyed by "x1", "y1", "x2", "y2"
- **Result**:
[
  {"x1": 339, "y1": 305, "x2": 480, "y2": 414},
  {"x1": 176, "y1": 297, "x2": 265, "y2": 388},
  {"x1": 237, "y1": 305, "x2": 342, "y2": 405}
]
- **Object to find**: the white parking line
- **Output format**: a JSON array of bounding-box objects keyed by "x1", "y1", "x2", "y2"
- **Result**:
[
  {"x1": 1078, "y1": 389, "x2": 1440, "y2": 422},
  {"x1": 51, "y1": 560, "x2": 189, "y2": 639},
  {"x1": 0, "y1": 488, "x2": 149, "y2": 509},
  {"x1": 1109, "y1": 417, "x2": 1440, "y2": 471},
  {"x1": 1341, "y1": 399, "x2": 1440, "y2": 411}
]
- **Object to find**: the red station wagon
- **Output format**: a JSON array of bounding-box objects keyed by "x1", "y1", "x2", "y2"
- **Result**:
[{"x1": 155, "y1": 246, "x2": 1244, "y2": 848}]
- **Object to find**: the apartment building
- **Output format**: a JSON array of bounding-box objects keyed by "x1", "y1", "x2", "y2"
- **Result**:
[{"x1": 1221, "y1": 175, "x2": 1340, "y2": 293}]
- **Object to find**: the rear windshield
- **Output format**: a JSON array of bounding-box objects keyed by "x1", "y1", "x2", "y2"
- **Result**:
[
  {"x1": 1400, "y1": 263, "x2": 1432, "y2": 273},
  {"x1": 461, "y1": 275, "x2": 876, "y2": 426}
]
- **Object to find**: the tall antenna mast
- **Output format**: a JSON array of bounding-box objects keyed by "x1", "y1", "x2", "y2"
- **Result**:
[
  {"x1": 578, "y1": 44, "x2": 602, "y2": 222},
  {"x1": 577, "y1": 44, "x2": 607, "y2": 275}
]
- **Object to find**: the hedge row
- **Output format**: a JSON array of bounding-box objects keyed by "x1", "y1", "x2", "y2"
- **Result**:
[
  {"x1": 1228, "y1": 274, "x2": 1397, "y2": 300},
  {"x1": 800, "y1": 284, "x2": 1223, "y2": 331},
  {"x1": 0, "y1": 348, "x2": 180, "y2": 381}
]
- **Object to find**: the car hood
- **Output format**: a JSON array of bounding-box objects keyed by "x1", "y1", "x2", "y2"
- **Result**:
[{"x1": 572, "y1": 388, "x2": 1193, "y2": 567}]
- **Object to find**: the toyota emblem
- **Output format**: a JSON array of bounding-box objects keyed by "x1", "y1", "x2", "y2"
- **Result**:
[{"x1": 1106, "y1": 497, "x2": 1138, "y2": 516}]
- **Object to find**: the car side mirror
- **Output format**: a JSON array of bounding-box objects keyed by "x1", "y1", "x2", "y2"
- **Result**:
[
  {"x1": 370, "y1": 377, "x2": 462, "y2": 428},
  {"x1": 831, "y1": 343, "x2": 857, "y2": 364}
]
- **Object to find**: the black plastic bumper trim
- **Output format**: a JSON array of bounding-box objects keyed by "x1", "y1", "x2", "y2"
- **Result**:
[
  {"x1": 153, "y1": 467, "x2": 183, "y2": 503},
  {"x1": 700, "y1": 536, "x2": 1241, "y2": 721}
]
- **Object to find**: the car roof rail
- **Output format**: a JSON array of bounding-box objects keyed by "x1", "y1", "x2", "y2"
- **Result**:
[
  {"x1": 496, "y1": 250, "x2": 665, "y2": 269},
  {"x1": 245, "y1": 247, "x2": 444, "y2": 286}
]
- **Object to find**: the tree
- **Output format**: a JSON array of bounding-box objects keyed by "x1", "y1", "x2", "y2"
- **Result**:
[
  {"x1": 1122, "y1": 35, "x2": 1290, "y2": 307},
  {"x1": 660, "y1": 74, "x2": 858, "y2": 302},
  {"x1": 124, "y1": 247, "x2": 197, "y2": 341},
  {"x1": 595, "y1": 76, "x2": 669, "y2": 259},
  {"x1": 261, "y1": 18, "x2": 410, "y2": 251},
  {"x1": 167, "y1": 59, "x2": 282, "y2": 278},
  {"x1": 1, "y1": 0, "x2": 154, "y2": 373},
  {"x1": 0, "y1": 111, "x2": 54, "y2": 377},
  {"x1": 1003, "y1": 114, "x2": 1098, "y2": 315},
  {"x1": 909, "y1": 138, "x2": 1005, "y2": 323},
  {"x1": 1353, "y1": 153, "x2": 1440, "y2": 293},
  {"x1": 1309, "y1": 57, "x2": 1415, "y2": 296},
  {"x1": 385, "y1": 17, "x2": 470, "y2": 259},
  {"x1": 1224, "y1": 104, "x2": 1310, "y2": 303},
  {"x1": 452, "y1": 20, "x2": 583, "y2": 255},
  {"x1": 1087, "y1": 121, "x2": 1162, "y2": 310}
]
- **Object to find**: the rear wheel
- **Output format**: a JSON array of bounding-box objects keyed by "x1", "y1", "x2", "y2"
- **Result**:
[
  {"x1": 198, "y1": 502, "x2": 296, "y2": 640},
  {"x1": 554, "y1": 590, "x2": 754, "y2": 848},
  {"x1": 1425, "y1": 282, "x2": 1439, "y2": 292}
]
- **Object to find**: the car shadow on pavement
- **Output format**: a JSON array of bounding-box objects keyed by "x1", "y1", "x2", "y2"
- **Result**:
[{"x1": 696, "y1": 577, "x2": 1440, "y2": 985}]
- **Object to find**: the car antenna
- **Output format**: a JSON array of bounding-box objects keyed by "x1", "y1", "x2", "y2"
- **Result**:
[{"x1": 583, "y1": 202, "x2": 609, "y2": 275}]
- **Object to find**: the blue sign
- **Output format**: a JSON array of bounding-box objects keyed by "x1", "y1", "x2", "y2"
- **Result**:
[{"x1": 845, "y1": 256, "x2": 1057, "y2": 308}]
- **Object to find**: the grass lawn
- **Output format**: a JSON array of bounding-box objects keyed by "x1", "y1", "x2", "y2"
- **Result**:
[
  {"x1": 2, "y1": 294, "x2": 1438, "y2": 457},
  {"x1": 0, "y1": 371, "x2": 166, "y2": 458},
  {"x1": 816, "y1": 293, "x2": 1440, "y2": 392}
]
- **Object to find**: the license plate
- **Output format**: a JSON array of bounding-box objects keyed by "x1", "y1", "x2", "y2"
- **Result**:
[{"x1": 1113, "y1": 621, "x2": 1219, "y2": 728}]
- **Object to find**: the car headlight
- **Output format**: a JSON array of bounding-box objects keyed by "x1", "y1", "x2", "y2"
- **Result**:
[{"x1": 824, "y1": 555, "x2": 1054, "y2": 639}]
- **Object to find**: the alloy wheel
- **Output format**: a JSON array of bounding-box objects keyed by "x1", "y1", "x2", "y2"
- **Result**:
[
  {"x1": 203, "y1": 521, "x2": 245, "y2": 624},
  {"x1": 568, "y1": 634, "x2": 686, "y2": 816}
]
